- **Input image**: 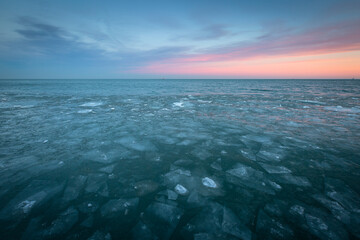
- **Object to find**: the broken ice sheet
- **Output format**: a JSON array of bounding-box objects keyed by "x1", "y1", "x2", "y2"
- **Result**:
[{"x1": 1, "y1": 80, "x2": 360, "y2": 239}]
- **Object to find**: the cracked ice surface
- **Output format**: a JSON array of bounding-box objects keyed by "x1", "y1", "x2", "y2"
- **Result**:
[{"x1": 0, "y1": 79, "x2": 360, "y2": 239}]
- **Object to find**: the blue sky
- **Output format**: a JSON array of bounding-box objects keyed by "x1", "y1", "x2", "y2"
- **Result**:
[{"x1": 0, "y1": 0, "x2": 359, "y2": 78}]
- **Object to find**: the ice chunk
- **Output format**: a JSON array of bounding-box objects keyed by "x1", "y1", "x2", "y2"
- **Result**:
[
  {"x1": 133, "y1": 180, "x2": 159, "y2": 196},
  {"x1": 239, "y1": 149, "x2": 257, "y2": 161},
  {"x1": 325, "y1": 178, "x2": 360, "y2": 213},
  {"x1": 62, "y1": 175, "x2": 87, "y2": 203},
  {"x1": 305, "y1": 213, "x2": 348, "y2": 240},
  {"x1": 193, "y1": 233, "x2": 216, "y2": 240},
  {"x1": 82, "y1": 150, "x2": 116, "y2": 164},
  {"x1": 177, "y1": 139, "x2": 197, "y2": 146},
  {"x1": 257, "y1": 149, "x2": 284, "y2": 162},
  {"x1": 192, "y1": 148, "x2": 211, "y2": 161},
  {"x1": 85, "y1": 173, "x2": 109, "y2": 197},
  {"x1": 99, "y1": 164, "x2": 116, "y2": 174},
  {"x1": 117, "y1": 136, "x2": 157, "y2": 152},
  {"x1": 173, "y1": 101, "x2": 184, "y2": 107},
  {"x1": 78, "y1": 109, "x2": 93, "y2": 114},
  {"x1": 312, "y1": 194, "x2": 351, "y2": 225},
  {"x1": 173, "y1": 159, "x2": 194, "y2": 167},
  {"x1": 167, "y1": 190, "x2": 178, "y2": 200},
  {"x1": 100, "y1": 198, "x2": 139, "y2": 219},
  {"x1": 259, "y1": 163, "x2": 292, "y2": 174},
  {"x1": 80, "y1": 215, "x2": 94, "y2": 228},
  {"x1": 158, "y1": 189, "x2": 178, "y2": 201},
  {"x1": 202, "y1": 177, "x2": 217, "y2": 188},
  {"x1": 256, "y1": 210, "x2": 294, "y2": 239},
  {"x1": 290, "y1": 205, "x2": 304, "y2": 217},
  {"x1": 142, "y1": 202, "x2": 184, "y2": 239},
  {"x1": 264, "y1": 200, "x2": 288, "y2": 217},
  {"x1": 132, "y1": 220, "x2": 155, "y2": 240},
  {"x1": 87, "y1": 231, "x2": 112, "y2": 240},
  {"x1": 226, "y1": 163, "x2": 277, "y2": 195},
  {"x1": 222, "y1": 207, "x2": 252, "y2": 240},
  {"x1": 0, "y1": 180, "x2": 65, "y2": 225},
  {"x1": 187, "y1": 191, "x2": 208, "y2": 207},
  {"x1": 183, "y1": 202, "x2": 251, "y2": 239},
  {"x1": 287, "y1": 204, "x2": 349, "y2": 240},
  {"x1": 324, "y1": 106, "x2": 360, "y2": 113},
  {"x1": 43, "y1": 207, "x2": 79, "y2": 238},
  {"x1": 175, "y1": 184, "x2": 188, "y2": 195},
  {"x1": 163, "y1": 169, "x2": 197, "y2": 192},
  {"x1": 18, "y1": 200, "x2": 36, "y2": 214},
  {"x1": 172, "y1": 168, "x2": 191, "y2": 176},
  {"x1": 210, "y1": 161, "x2": 222, "y2": 171},
  {"x1": 276, "y1": 174, "x2": 311, "y2": 187},
  {"x1": 80, "y1": 102, "x2": 103, "y2": 107}
]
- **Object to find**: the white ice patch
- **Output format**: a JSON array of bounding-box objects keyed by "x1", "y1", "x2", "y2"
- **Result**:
[
  {"x1": 18, "y1": 200, "x2": 36, "y2": 214},
  {"x1": 174, "y1": 184, "x2": 188, "y2": 195},
  {"x1": 80, "y1": 102, "x2": 103, "y2": 107},
  {"x1": 259, "y1": 163, "x2": 292, "y2": 174},
  {"x1": 173, "y1": 169, "x2": 191, "y2": 176},
  {"x1": 202, "y1": 177, "x2": 217, "y2": 188},
  {"x1": 324, "y1": 106, "x2": 360, "y2": 113},
  {"x1": 173, "y1": 102, "x2": 184, "y2": 108},
  {"x1": 78, "y1": 109, "x2": 93, "y2": 114}
]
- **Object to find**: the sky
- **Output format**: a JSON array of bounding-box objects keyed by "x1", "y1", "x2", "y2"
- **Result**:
[{"x1": 0, "y1": 0, "x2": 359, "y2": 79}]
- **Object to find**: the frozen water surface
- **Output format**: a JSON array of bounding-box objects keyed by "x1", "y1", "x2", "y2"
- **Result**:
[{"x1": 0, "y1": 79, "x2": 360, "y2": 239}]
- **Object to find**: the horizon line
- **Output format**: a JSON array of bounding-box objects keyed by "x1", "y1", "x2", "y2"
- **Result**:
[{"x1": 0, "y1": 78, "x2": 359, "y2": 80}]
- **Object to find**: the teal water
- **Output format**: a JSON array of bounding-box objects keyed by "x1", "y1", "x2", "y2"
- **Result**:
[{"x1": 0, "y1": 79, "x2": 359, "y2": 239}]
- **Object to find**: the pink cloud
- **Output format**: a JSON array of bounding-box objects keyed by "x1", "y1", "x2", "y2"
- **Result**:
[{"x1": 130, "y1": 18, "x2": 360, "y2": 78}]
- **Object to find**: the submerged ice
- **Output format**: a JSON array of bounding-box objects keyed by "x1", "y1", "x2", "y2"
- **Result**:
[{"x1": 0, "y1": 79, "x2": 359, "y2": 239}]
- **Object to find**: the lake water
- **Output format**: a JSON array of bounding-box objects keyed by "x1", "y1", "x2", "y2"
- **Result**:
[{"x1": 0, "y1": 79, "x2": 360, "y2": 239}]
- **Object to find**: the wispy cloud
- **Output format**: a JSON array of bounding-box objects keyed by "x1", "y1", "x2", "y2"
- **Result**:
[
  {"x1": 10, "y1": 17, "x2": 126, "y2": 56},
  {"x1": 16, "y1": 17, "x2": 65, "y2": 40}
]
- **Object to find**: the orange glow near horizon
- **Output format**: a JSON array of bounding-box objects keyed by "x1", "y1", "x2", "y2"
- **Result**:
[{"x1": 133, "y1": 51, "x2": 360, "y2": 78}]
